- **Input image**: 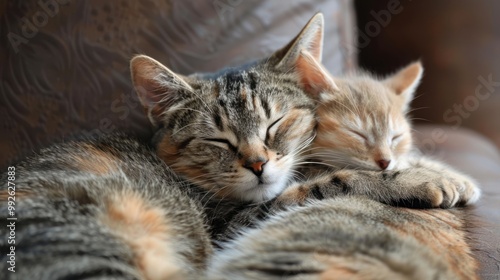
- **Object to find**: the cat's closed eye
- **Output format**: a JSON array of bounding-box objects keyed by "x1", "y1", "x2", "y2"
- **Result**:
[
  {"x1": 203, "y1": 138, "x2": 237, "y2": 152},
  {"x1": 265, "y1": 116, "x2": 284, "y2": 143},
  {"x1": 348, "y1": 129, "x2": 368, "y2": 142},
  {"x1": 392, "y1": 134, "x2": 403, "y2": 142}
]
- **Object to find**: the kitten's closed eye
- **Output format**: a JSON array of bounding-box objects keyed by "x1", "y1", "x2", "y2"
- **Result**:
[
  {"x1": 348, "y1": 129, "x2": 368, "y2": 142},
  {"x1": 391, "y1": 133, "x2": 403, "y2": 142},
  {"x1": 392, "y1": 134, "x2": 403, "y2": 141}
]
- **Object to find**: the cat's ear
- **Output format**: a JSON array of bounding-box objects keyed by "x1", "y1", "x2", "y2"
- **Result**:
[
  {"x1": 270, "y1": 13, "x2": 337, "y2": 97},
  {"x1": 296, "y1": 50, "x2": 339, "y2": 98},
  {"x1": 130, "y1": 55, "x2": 193, "y2": 126},
  {"x1": 272, "y1": 13, "x2": 325, "y2": 69},
  {"x1": 384, "y1": 61, "x2": 423, "y2": 108}
]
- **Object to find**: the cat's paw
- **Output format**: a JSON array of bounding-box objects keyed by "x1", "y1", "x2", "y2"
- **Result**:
[
  {"x1": 397, "y1": 168, "x2": 480, "y2": 209},
  {"x1": 441, "y1": 170, "x2": 481, "y2": 206}
]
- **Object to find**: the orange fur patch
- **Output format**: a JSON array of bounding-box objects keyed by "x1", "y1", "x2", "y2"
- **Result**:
[
  {"x1": 320, "y1": 264, "x2": 358, "y2": 280},
  {"x1": 100, "y1": 191, "x2": 182, "y2": 280},
  {"x1": 316, "y1": 254, "x2": 393, "y2": 280},
  {"x1": 332, "y1": 170, "x2": 353, "y2": 182},
  {"x1": 317, "y1": 114, "x2": 339, "y2": 133},
  {"x1": 157, "y1": 137, "x2": 181, "y2": 166},
  {"x1": 385, "y1": 209, "x2": 478, "y2": 279},
  {"x1": 296, "y1": 51, "x2": 335, "y2": 97},
  {"x1": 74, "y1": 144, "x2": 118, "y2": 175},
  {"x1": 277, "y1": 109, "x2": 315, "y2": 142},
  {"x1": 278, "y1": 185, "x2": 309, "y2": 205},
  {"x1": 278, "y1": 111, "x2": 301, "y2": 136},
  {"x1": 313, "y1": 137, "x2": 338, "y2": 150},
  {"x1": 0, "y1": 189, "x2": 33, "y2": 201}
]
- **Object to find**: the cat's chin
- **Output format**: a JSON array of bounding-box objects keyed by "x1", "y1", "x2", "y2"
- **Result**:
[{"x1": 237, "y1": 179, "x2": 289, "y2": 203}]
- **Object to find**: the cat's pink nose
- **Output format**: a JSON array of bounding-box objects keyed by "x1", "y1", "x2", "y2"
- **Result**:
[
  {"x1": 377, "y1": 159, "x2": 391, "y2": 170},
  {"x1": 244, "y1": 159, "x2": 268, "y2": 177}
]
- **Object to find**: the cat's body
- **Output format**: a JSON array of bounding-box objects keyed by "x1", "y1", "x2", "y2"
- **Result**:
[
  {"x1": 1, "y1": 135, "x2": 478, "y2": 280},
  {"x1": 1, "y1": 14, "x2": 480, "y2": 279},
  {"x1": 0, "y1": 135, "x2": 212, "y2": 279},
  {"x1": 208, "y1": 198, "x2": 477, "y2": 280}
]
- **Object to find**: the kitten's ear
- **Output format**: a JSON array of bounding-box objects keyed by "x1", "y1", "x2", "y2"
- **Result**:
[
  {"x1": 130, "y1": 55, "x2": 193, "y2": 126},
  {"x1": 384, "y1": 61, "x2": 423, "y2": 108},
  {"x1": 272, "y1": 13, "x2": 325, "y2": 69},
  {"x1": 296, "y1": 50, "x2": 338, "y2": 98}
]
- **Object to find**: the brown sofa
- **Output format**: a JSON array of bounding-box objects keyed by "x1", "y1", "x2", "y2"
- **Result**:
[{"x1": 1, "y1": 0, "x2": 498, "y2": 278}]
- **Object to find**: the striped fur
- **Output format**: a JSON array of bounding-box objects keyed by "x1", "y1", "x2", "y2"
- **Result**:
[
  {"x1": 208, "y1": 198, "x2": 478, "y2": 280},
  {"x1": 0, "y1": 135, "x2": 212, "y2": 279},
  {"x1": 132, "y1": 56, "x2": 317, "y2": 203}
]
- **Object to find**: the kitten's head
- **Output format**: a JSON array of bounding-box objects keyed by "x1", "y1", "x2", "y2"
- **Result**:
[
  {"x1": 311, "y1": 62, "x2": 423, "y2": 171},
  {"x1": 130, "y1": 14, "x2": 333, "y2": 202}
]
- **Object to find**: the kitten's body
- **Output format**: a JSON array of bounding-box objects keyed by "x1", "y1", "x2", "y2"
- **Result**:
[
  {"x1": 310, "y1": 61, "x2": 480, "y2": 205},
  {"x1": 1, "y1": 14, "x2": 480, "y2": 279}
]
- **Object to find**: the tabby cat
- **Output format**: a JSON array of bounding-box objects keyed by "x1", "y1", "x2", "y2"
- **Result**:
[{"x1": 1, "y1": 13, "x2": 479, "y2": 280}]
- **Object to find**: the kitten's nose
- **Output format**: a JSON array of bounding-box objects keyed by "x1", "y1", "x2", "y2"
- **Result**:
[
  {"x1": 244, "y1": 159, "x2": 268, "y2": 177},
  {"x1": 377, "y1": 159, "x2": 391, "y2": 170}
]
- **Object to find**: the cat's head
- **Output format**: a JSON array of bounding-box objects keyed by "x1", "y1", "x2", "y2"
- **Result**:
[
  {"x1": 130, "y1": 14, "x2": 333, "y2": 202},
  {"x1": 311, "y1": 61, "x2": 423, "y2": 171}
]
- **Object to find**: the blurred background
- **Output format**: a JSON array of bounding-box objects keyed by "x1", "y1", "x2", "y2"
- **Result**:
[{"x1": 356, "y1": 0, "x2": 500, "y2": 151}]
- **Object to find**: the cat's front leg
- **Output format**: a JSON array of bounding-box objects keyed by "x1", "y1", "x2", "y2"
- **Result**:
[
  {"x1": 402, "y1": 156, "x2": 481, "y2": 205},
  {"x1": 276, "y1": 167, "x2": 480, "y2": 208}
]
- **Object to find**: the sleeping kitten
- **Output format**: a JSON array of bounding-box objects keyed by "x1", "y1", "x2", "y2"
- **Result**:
[{"x1": 304, "y1": 57, "x2": 480, "y2": 206}]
